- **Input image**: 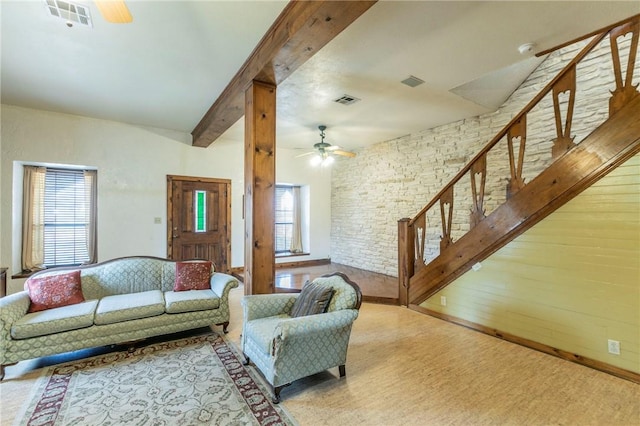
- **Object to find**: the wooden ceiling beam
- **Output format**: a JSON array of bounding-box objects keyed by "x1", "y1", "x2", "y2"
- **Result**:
[{"x1": 191, "y1": 0, "x2": 377, "y2": 148}]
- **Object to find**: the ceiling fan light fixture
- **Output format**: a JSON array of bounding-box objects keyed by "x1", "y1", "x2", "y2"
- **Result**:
[
  {"x1": 305, "y1": 125, "x2": 356, "y2": 166},
  {"x1": 310, "y1": 155, "x2": 323, "y2": 166},
  {"x1": 95, "y1": 0, "x2": 132, "y2": 23}
]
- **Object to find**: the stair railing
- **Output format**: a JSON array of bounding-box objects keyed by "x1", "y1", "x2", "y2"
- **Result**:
[{"x1": 398, "y1": 16, "x2": 639, "y2": 306}]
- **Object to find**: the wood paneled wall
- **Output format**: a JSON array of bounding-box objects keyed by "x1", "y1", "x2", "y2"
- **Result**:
[{"x1": 422, "y1": 154, "x2": 640, "y2": 373}]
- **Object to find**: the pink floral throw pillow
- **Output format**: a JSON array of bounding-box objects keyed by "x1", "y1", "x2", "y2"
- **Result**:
[
  {"x1": 174, "y1": 261, "x2": 213, "y2": 291},
  {"x1": 26, "y1": 270, "x2": 85, "y2": 313}
]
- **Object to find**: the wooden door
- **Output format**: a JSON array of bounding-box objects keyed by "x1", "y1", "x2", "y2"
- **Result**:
[{"x1": 167, "y1": 175, "x2": 231, "y2": 273}]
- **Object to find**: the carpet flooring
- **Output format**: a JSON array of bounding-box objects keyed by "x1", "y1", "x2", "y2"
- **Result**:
[{"x1": 11, "y1": 331, "x2": 295, "y2": 426}]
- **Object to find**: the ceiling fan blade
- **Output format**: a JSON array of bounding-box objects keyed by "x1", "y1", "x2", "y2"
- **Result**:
[
  {"x1": 295, "y1": 151, "x2": 316, "y2": 158},
  {"x1": 307, "y1": 126, "x2": 355, "y2": 161},
  {"x1": 333, "y1": 150, "x2": 356, "y2": 158},
  {"x1": 95, "y1": 0, "x2": 133, "y2": 23}
]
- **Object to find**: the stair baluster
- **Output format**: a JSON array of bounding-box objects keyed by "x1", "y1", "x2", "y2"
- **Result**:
[{"x1": 551, "y1": 65, "x2": 577, "y2": 159}]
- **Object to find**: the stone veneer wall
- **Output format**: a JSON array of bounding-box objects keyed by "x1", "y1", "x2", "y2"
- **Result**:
[{"x1": 331, "y1": 35, "x2": 638, "y2": 276}]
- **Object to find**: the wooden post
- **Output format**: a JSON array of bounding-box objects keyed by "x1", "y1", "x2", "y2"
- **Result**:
[
  {"x1": 244, "y1": 81, "x2": 276, "y2": 295},
  {"x1": 397, "y1": 218, "x2": 413, "y2": 307}
]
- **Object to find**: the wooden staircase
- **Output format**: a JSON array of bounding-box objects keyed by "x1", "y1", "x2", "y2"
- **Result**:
[{"x1": 398, "y1": 16, "x2": 640, "y2": 307}]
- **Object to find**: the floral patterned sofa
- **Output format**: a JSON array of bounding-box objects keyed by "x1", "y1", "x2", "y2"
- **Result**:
[
  {"x1": 241, "y1": 272, "x2": 362, "y2": 403},
  {"x1": 0, "y1": 256, "x2": 238, "y2": 380}
]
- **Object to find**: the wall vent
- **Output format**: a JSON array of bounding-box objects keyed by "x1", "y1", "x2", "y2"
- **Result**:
[
  {"x1": 45, "y1": 0, "x2": 93, "y2": 27},
  {"x1": 334, "y1": 94, "x2": 361, "y2": 106},
  {"x1": 401, "y1": 75, "x2": 425, "y2": 88}
]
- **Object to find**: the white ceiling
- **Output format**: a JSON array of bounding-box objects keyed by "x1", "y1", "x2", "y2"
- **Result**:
[{"x1": 2, "y1": 1, "x2": 639, "y2": 152}]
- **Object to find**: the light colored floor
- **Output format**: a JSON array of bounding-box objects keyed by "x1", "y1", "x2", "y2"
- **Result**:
[{"x1": 2, "y1": 284, "x2": 639, "y2": 425}]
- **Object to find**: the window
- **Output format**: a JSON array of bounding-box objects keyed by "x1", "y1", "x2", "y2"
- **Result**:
[
  {"x1": 22, "y1": 166, "x2": 97, "y2": 271},
  {"x1": 275, "y1": 185, "x2": 305, "y2": 254},
  {"x1": 275, "y1": 186, "x2": 294, "y2": 253},
  {"x1": 194, "y1": 190, "x2": 207, "y2": 233}
]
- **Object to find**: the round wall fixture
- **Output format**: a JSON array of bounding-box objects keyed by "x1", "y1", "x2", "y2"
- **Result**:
[{"x1": 518, "y1": 43, "x2": 536, "y2": 55}]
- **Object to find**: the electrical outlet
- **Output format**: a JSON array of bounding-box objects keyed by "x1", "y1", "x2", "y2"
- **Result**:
[
  {"x1": 154, "y1": 217, "x2": 162, "y2": 224},
  {"x1": 607, "y1": 339, "x2": 621, "y2": 355},
  {"x1": 440, "y1": 296, "x2": 447, "y2": 306}
]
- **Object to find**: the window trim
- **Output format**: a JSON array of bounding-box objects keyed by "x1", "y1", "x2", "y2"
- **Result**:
[{"x1": 275, "y1": 185, "x2": 296, "y2": 254}]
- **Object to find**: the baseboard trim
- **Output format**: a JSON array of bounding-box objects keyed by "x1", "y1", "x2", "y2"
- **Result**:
[
  {"x1": 363, "y1": 295, "x2": 399, "y2": 305},
  {"x1": 275, "y1": 258, "x2": 331, "y2": 269},
  {"x1": 409, "y1": 304, "x2": 640, "y2": 384}
]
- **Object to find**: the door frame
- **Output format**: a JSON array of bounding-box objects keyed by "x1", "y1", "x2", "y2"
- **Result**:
[{"x1": 166, "y1": 175, "x2": 232, "y2": 272}]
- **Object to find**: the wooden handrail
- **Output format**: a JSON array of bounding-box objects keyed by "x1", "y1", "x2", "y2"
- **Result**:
[{"x1": 408, "y1": 29, "x2": 609, "y2": 227}]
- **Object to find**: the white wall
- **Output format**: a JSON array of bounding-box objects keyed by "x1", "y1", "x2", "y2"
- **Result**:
[{"x1": 1, "y1": 105, "x2": 332, "y2": 294}]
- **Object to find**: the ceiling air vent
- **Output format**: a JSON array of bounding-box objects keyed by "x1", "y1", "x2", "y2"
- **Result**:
[
  {"x1": 401, "y1": 75, "x2": 425, "y2": 88},
  {"x1": 334, "y1": 94, "x2": 361, "y2": 106},
  {"x1": 45, "y1": 0, "x2": 93, "y2": 27}
]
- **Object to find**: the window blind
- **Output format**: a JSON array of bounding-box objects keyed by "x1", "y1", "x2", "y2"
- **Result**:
[
  {"x1": 275, "y1": 186, "x2": 294, "y2": 253},
  {"x1": 43, "y1": 168, "x2": 90, "y2": 267}
]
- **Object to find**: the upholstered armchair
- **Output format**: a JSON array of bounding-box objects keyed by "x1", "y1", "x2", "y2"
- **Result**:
[{"x1": 241, "y1": 272, "x2": 362, "y2": 403}]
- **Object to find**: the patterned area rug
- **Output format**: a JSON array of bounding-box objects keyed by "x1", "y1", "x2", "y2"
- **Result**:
[{"x1": 13, "y1": 332, "x2": 296, "y2": 425}]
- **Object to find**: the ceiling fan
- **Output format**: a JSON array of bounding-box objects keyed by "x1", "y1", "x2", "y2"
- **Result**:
[
  {"x1": 94, "y1": 0, "x2": 132, "y2": 23},
  {"x1": 299, "y1": 125, "x2": 356, "y2": 166}
]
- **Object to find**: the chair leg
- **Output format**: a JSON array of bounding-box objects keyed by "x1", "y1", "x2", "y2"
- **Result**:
[
  {"x1": 217, "y1": 321, "x2": 230, "y2": 334},
  {"x1": 272, "y1": 384, "x2": 289, "y2": 404},
  {"x1": 339, "y1": 364, "x2": 346, "y2": 378},
  {"x1": 242, "y1": 355, "x2": 250, "y2": 366},
  {"x1": 272, "y1": 385, "x2": 282, "y2": 404}
]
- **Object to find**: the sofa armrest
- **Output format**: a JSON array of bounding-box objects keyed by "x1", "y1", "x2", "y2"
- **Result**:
[
  {"x1": 242, "y1": 294, "x2": 298, "y2": 322},
  {"x1": 209, "y1": 272, "x2": 239, "y2": 300},
  {"x1": 272, "y1": 309, "x2": 359, "y2": 357},
  {"x1": 276, "y1": 309, "x2": 359, "y2": 340},
  {"x1": 0, "y1": 291, "x2": 31, "y2": 342}
]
